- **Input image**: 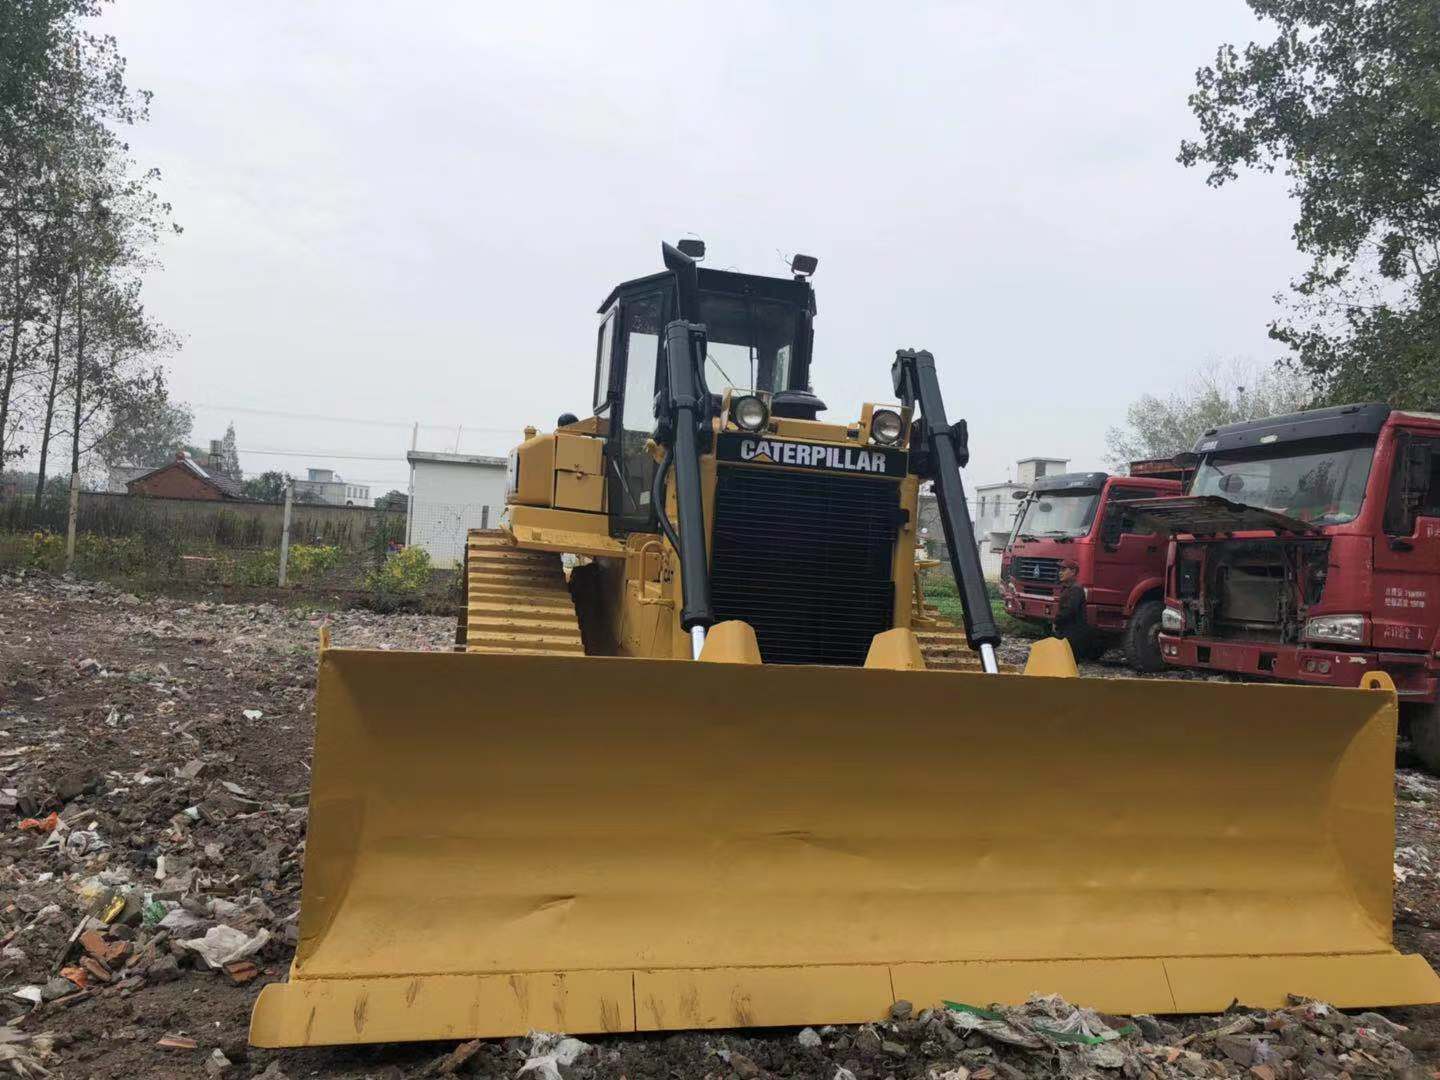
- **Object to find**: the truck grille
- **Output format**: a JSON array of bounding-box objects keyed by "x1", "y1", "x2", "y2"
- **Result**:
[
  {"x1": 710, "y1": 465, "x2": 898, "y2": 665},
  {"x1": 1012, "y1": 556, "x2": 1062, "y2": 587}
]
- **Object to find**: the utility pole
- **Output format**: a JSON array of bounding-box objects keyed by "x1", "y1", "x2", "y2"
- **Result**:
[
  {"x1": 278, "y1": 478, "x2": 294, "y2": 586},
  {"x1": 405, "y1": 421, "x2": 418, "y2": 546},
  {"x1": 63, "y1": 471, "x2": 79, "y2": 574}
]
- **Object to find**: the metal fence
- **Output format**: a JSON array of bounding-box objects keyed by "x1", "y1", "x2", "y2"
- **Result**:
[
  {"x1": 405, "y1": 501, "x2": 503, "y2": 568},
  {"x1": 0, "y1": 490, "x2": 407, "y2": 590}
]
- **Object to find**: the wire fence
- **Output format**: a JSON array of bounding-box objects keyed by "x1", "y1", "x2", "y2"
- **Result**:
[
  {"x1": 0, "y1": 489, "x2": 412, "y2": 593},
  {"x1": 405, "y1": 501, "x2": 503, "y2": 569}
]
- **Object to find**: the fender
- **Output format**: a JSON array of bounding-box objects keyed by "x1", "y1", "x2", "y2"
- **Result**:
[{"x1": 1125, "y1": 576, "x2": 1165, "y2": 617}]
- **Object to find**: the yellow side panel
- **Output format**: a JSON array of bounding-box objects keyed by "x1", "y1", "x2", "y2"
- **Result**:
[
  {"x1": 506, "y1": 505, "x2": 622, "y2": 557},
  {"x1": 251, "y1": 649, "x2": 1439, "y2": 1047},
  {"x1": 554, "y1": 471, "x2": 604, "y2": 512},
  {"x1": 511, "y1": 433, "x2": 554, "y2": 506}
]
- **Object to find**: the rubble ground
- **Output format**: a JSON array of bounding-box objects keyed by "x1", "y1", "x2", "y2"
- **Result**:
[{"x1": 3, "y1": 569, "x2": 1440, "y2": 1079}]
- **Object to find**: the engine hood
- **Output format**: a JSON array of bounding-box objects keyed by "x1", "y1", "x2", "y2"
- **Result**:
[{"x1": 1128, "y1": 495, "x2": 1321, "y2": 537}]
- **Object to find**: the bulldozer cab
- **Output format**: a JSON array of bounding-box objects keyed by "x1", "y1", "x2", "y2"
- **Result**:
[{"x1": 593, "y1": 262, "x2": 815, "y2": 535}]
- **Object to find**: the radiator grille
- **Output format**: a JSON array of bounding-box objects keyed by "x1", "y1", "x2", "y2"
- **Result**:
[
  {"x1": 1012, "y1": 556, "x2": 1062, "y2": 587},
  {"x1": 710, "y1": 465, "x2": 899, "y2": 665}
]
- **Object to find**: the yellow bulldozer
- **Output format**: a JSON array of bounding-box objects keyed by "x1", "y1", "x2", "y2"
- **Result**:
[{"x1": 251, "y1": 241, "x2": 1440, "y2": 1048}]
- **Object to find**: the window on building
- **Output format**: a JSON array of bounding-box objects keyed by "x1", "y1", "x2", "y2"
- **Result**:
[{"x1": 1034, "y1": 461, "x2": 1048, "y2": 479}]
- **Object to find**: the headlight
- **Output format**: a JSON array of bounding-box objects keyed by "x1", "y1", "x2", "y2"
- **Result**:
[
  {"x1": 732, "y1": 394, "x2": 769, "y2": 432},
  {"x1": 1161, "y1": 606, "x2": 1184, "y2": 633},
  {"x1": 505, "y1": 449, "x2": 519, "y2": 498},
  {"x1": 1304, "y1": 614, "x2": 1366, "y2": 644},
  {"x1": 871, "y1": 409, "x2": 904, "y2": 445}
]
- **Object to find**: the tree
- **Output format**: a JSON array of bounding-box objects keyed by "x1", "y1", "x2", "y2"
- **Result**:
[
  {"x1": 242, "y1": 470, "x2": 290, "y2": 502},
  {"x1": 0, "y1": 0, "x2": 179, "y2": 494},
  {"x1": 374, "y1": 489, "x2": 408, "y2": 512},
  {"x1": 1180, "y1": 1, "x2": 1440, "y2": 408},
  {"x1": 1106, "y1": 360, "x2": 1313, "y2": 466},
  {"x1": 94, "y1": 382, "x2": 191, "y2": 468},
  {"x1": 215, "y1": 422, "x2": 241, "y2": 481}
]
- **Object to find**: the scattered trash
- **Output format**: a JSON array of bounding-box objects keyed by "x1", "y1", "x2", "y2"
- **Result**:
[
  {"x1": 4, "y1": 573, "x2": 1437, "y2": 1078},
  {"x1": 222, "y1": 959, "x2": 259, "y2": 984},
  {"x1": 518, "y1": 1033, "x2": 590, "y2": 1080},
  {"x1": 178, "y1": 926, "x2": 270, "y2": 970},
  {"x1": 432, "y1": 1037, "x2": 483, "y2": 1074}
]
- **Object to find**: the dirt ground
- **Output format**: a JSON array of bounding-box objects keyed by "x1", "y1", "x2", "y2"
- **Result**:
[{"x1": 3, "y1": 569, "x2": 1440, "y2": 1079}]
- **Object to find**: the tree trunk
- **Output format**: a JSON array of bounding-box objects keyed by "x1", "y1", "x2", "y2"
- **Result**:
[
  {"x1": 65, "y1": 267, "x2": 84, "y2": 571},
  {"x1": 70, "y1": 264, "x2": 84, "y2": 473},
  {"x1": 33, "y1": 281, "x2": 66, "y2": 502},
  {"x1": 0, "y1": 208, "x2": 23, "y2": 467}
]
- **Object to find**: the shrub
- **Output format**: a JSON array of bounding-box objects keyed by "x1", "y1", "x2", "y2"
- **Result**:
[
  {"x1": 226, "y1": 549, "x2": 280, "y2": 586},
  {"x1": 287, "y1": 543, "x2": 344, "y2": 583},
  {"x1": 364, "y1": 545, "x2": 432, "y2": 611},
  {"x1": 25, "y1": 530, "x2": 63, "y2": 571}
]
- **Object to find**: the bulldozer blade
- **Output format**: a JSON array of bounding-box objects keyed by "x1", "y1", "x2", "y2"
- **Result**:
[{"x1": 251, "y1": 649, "x2": 1440, "y2": 1047}]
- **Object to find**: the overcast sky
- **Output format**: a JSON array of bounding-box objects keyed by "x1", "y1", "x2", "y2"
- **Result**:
[{"x1": 97, "y1": 0, "x2": 1297, "y2": 494}]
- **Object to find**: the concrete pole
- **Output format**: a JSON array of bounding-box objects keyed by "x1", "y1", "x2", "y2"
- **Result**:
[
  {"x1": 405, "y1": 421, "x2": 418, "y2": 546},
  {"x1": 63, "y1": 472, "x2": 80, "y2": 574},
  {"x1": 278, "y1": 479, "x2": 294, "y2": 586}
]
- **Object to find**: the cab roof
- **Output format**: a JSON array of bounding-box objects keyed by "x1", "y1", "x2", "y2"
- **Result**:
[
  {"x1": 1194, "y1": 402, "x2": 1390, "y2": 454},
  {"x1": 597, "y1": 266, "x2": 817, "y2": 315},
  {"x1": 1031, "y1": 471, "x2": 1109, "y2": 493}
]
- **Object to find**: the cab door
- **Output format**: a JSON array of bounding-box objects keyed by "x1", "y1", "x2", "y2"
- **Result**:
[
  {"x1": 1091, "y1": 485, "x2": 1164, "y2": 610},
  {"x1": 1373, "y1": 432, "x2": 1440, "y2": 652},
  {"x1": 603, "y1": 289, "x2": 669, "y2": 535}
]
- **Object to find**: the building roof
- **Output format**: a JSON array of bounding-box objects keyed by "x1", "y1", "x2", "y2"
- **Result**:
[
  {"x1": 130, "y1": 453, "x2": 249, "y2": 499},
  {"x1": 1015, "y1": 456, "x2": 1069, "y2": 464},
  {"x1": 974, "y1": 479, "x2": 1023, "y2": 492},
  {"x1": 407, "y1": 451, "x2": 508, "y2": 467}
]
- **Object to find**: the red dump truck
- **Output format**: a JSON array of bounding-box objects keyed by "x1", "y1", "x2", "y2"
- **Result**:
[
  {"x1": 999, "y1": 464, "x2": 1184, "y2": 670},
  {"x1": 1145, "y1": 402, "x2": 1440, "y2": 770}
]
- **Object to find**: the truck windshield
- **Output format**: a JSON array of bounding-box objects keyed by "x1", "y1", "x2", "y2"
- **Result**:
[
  {"x1": 1015, "y1": 491, "x2": 1101, "y2": 538},
  {"x1": 697, "y1": 292, "x2": 800, "y2": 394},
  {"x1": 1189, "y1": 436, "x2": 1377, "y2": 525}
]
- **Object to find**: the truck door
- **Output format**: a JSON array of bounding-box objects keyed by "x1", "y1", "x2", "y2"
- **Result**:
[
  {"x1": 1373, "y1": 433, "x2": 1440, "y2": 652},
  {"x1": 1092, "y1": 486, "x2": 1164, "y2": 611}
]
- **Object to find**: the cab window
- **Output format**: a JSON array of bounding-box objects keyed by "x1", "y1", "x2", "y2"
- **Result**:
[
  {"x1": 593, "y1": 309, "x2": 616, "y2": 413},
  {"x1": 1384, "y1": 435, "x2": 1440, "y2": 536},
  {"x1": 695, "y1": 293, "x2": 800, "y2": 393},
  {"x1": 1101, "y1": 487, "x2": 1159, "y2": 543},
  {"x1": 612, "y1": 292, "x2": 667, "y2": 531}
]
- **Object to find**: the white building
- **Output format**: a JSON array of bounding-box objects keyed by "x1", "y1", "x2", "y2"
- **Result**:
[
  {"x1": 919, "y1": 456, "x2": 1069, "y2": 579},
  {"x1": 294, "y1": 468, "x2": 371, "y2": 507},
  {"x1": 405, "y1": 450, "x2": 509, "y2": 568}
]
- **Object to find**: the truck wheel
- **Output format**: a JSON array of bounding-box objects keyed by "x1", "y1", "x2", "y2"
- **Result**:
[
  {"x1": 1123, "y1": 600, "x2": 1165, "y2": 674},
  {"x1": 1406, "y1": 701, "x2": 1440, "y2": 776}
]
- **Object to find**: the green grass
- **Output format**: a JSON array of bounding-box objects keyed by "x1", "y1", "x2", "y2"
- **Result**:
[{"x1": 921, "y1": 572, "x2": 1040, "y2": 639}]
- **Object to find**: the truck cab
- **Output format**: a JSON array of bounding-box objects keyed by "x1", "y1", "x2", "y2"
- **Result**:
[
  {"x1": 999, "y1": 469, "x2": 1182, "y2": 670},
  {"x1": 1149, "y1": 402, "x2": 1440, "y2": 770}
]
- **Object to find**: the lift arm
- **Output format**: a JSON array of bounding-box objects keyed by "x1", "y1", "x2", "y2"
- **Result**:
[
  {"x1": 655, "y1": 319, "x2": 715, "y2": 658},
  {"x1": 893, "y1": 348, "x2": 1001, "y2": 673}
]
